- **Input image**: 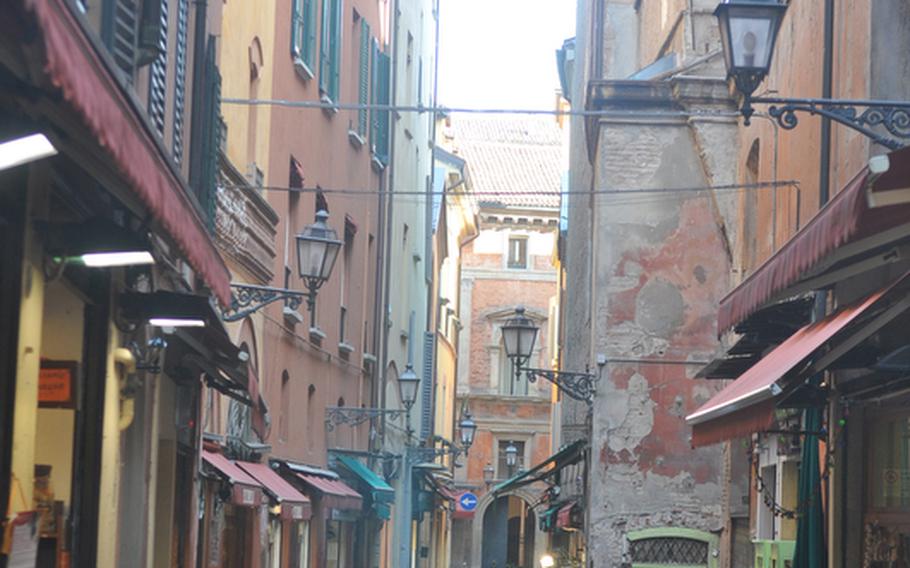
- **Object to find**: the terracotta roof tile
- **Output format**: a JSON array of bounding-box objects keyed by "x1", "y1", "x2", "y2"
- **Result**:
[{"x1": 450, "y1": 116, "x2": 563, "y2": 209}]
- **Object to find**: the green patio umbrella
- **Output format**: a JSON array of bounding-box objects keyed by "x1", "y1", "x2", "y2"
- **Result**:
[{"x1": 792, "y1": 406, "x2": 827, "y2": 568}]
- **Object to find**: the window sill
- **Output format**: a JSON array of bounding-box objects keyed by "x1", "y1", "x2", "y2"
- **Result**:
[
  {"x1": 283, "y1": 306, "x2": 305, "y2": 327},
  {"x1": 363, "y1": 352, "x2": 377, "y2": 364},
  {"x1": 347, "y1": 130, "x2": 365, "y2": 149},
  {"x1": 309, "y1": 326, "x2": 326, "y2": 344},
  {"x1": 320, "y1": 94, "x2": 338, "y2": 117},
  {"x1": 293, "y1": 58, "x2": 315, "y2": 82},
  {"x1": 371, "y1": 155, "x2": 386, "y2": 172},
  {"x1": 338, "y1": 342, "x2": 355, "y2": 356}
]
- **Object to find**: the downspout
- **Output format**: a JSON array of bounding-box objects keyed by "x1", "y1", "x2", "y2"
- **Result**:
[
  {"x1": 379, "y1": 0, "x2": 401, "y2": 440},
  {"x1": 819, "y1": 0, "x2": 834, "y2": 206}
]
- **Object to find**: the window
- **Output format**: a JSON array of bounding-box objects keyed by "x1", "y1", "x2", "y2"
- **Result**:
[
  {"x1": 279, "y1": 371, "x2": 290, "y2": 442},
  {"x1": 146, "y1": 0, "x2": 168, "y2": 137},
  {"x1": 499, "y1": 342, "x2": 528, "y2": 396},
  {"x1": 357, "y1": 18, "x2": 371, "y2": 136},
  {"x1": 507, "y1": 237, "x2": 528, "y2": 269},
  {"x1": 292, "y1": 0, "x2": 317, "y2": 71},
  {"x1": 289, "y1": 521, "x2": 310, "y2": 568},
  {"x1": 497, "y1": 440, "x2": 525, "y2": 478},
  {"x1": 319, "y1": 0, "x2": 342, "y2": 101},
  {"x1": 172, "y1": 0, "x2": 189, "y2": 163},
  {"x1": 869, "y1": 413, "x2": 910, "y2": 510},
  {"x1": 370, "y1": 40, "x2": 390, "y2": 163}
]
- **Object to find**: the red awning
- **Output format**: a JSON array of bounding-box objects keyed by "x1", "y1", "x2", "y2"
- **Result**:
[
  {"x1": 25, "y1": 0, "x2": 231, "y2": 305},
  {"x1": 688, "y1": 287, "x2": 888, "y2": 447},
  {"x1": 295, "y1": 473, "x2": 363, "y2": 511},
  {"x1": 237, "y1": 462, "x2": 312, "y2": 521},
  {"x1": 202, "y1": 450, "x2": 264, "y2": 507},
  {"x1": 718, "y1": 146, "x2": 910, "y2": 332}
]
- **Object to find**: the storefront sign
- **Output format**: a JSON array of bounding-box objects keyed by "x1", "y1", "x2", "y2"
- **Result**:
[
  {"x1": 38, "y1": 361, "x2": 76, "y2": 408},
  {"x1": 231, "y1": 484, "x2": 262, "y2": 507}
]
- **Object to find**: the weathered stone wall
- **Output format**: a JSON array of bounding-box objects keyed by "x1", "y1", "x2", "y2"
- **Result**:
[{"x1": 571, "y1": 81, "x2": 738, "y2": 566}]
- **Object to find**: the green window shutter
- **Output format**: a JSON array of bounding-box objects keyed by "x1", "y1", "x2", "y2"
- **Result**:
[
  {"x1": 329, "y1": 0, "x2": 342, "y2": 101},
  {"x1": 105, "y1": 0, "x2": 140, "y2": 79},
  {"x1": 358, "y1": 20, "x2": 370, "y2": 136},
  {"x1": 200, "y1": 36, "x2": 222, "y2": 230},
  {"x1": 304, "y1": 0, "x2": 317, "y2": 66},
  {"x1": 376, "y1": 50, "x2": 390, "y2": 163},
  {"x1": 319, "y1": 0, "x2": 331, "y2": 93},
  {"x1": 291, "y1": 0, "x2": 301, "y2": 58},
  {"x1": 370, "y1": 38, "x2": 379, "y2": 144}
]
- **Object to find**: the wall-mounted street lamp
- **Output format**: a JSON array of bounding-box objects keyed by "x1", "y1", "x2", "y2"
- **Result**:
[
  {"x1": 225, "y1": 210, "x2": 342, "y2": 322},
  {"x1": 501, "y1": 307, "x2": 597, "y2": 407},
  {"x1": 483, "y1": 463, "x2": 495, "y2": 485},
  {"x1": 716, "y1": 0, "x2": 910, "y2": 149},
  {"x1": 505, "y1": 440, "x2": 518, "y2": 475}
]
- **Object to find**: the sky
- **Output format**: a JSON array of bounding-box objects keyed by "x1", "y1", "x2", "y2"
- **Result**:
[{"x1": 437, "y1": 0, "x2": 577, "y2": 111}]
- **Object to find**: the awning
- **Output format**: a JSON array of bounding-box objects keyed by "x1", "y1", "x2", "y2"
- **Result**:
[
  {"x1": 688, "y1": 274, "x2": 910, "y2": 447},
  {"x1": 202, "y1": 450, "x2": 263, "y2": 507},
  {"x1": 333, "y1": 454, "x2": 394, "y2": 505},
  {"x1": 492, "y1": 440, "x2": 586, "y2": 495},
  {"x1": 718, "y1": 146, "x2": 910, "y2": 332},
  {"x1": 237, "y1": 462, "x2": 312, "y2": 521},
  {"x1": 295, "y1": 472, "x2": 363, "y2": 511},
  {"x1": 24, "y1": 0, "x2": 231, "y2": 304}
]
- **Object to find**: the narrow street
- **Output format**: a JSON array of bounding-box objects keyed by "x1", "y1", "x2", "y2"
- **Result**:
[{"x1": 1, "y1": 1, "x2": 909, "y2": 567}]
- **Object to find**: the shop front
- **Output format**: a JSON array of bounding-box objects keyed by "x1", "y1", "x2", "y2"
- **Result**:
[{"x1": 278, "y1": 461, "x2": 364, "y2": 568}]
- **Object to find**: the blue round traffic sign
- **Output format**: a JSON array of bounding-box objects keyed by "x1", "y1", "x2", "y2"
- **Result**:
[{"x1": 459, "y1": 492, "x2": 478, "y2": 511}]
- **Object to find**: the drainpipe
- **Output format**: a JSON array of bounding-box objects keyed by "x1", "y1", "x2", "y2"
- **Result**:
[{"x1": 188, "y1": 0, "x2": 208, "y2": 191}]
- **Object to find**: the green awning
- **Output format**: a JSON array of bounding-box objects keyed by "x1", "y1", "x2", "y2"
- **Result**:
[
  {"x1": 334, "y1": 454, "x2": 395, "y2": 505},
  {"x1": 492, "y1": 439, "x2": 586, "y2": 495}
]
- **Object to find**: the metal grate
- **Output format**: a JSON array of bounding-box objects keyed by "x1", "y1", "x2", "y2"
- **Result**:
[{"x1": 629, "y1": 537, "x2": 708, "y2": 565}]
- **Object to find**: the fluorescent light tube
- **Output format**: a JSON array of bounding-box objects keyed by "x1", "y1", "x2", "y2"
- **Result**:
[
  {"x1": 0, "y1": 134, "x2": 57, "y2": 171},
  {"x1": 80, "y1": 251, "x2": 155, "y2": 267},
  {"x1": 148, "y1": 318, "x2": 206, "y2": 328}
]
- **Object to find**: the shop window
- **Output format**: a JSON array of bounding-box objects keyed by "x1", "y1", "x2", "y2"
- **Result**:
[
  {"x1": 289, "y1": 520, "x2": 310, "y2": 568},
  {"x1": 326, "y1": 519, "x2": 347, "y2": 568},
  {"x1": 869, "y1": 414, "x2": 910, "y2": 510},
  {"x1": 507, "y1": 236, "x2": 528, "y2": 269},
  {"x1": 497, "y1": 440, "x2": 525, "y2": 479}
]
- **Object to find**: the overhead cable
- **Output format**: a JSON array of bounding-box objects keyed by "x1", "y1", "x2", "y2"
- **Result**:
[{"x1": 222, "y1": 97, "x2": 744, "y2": 119}]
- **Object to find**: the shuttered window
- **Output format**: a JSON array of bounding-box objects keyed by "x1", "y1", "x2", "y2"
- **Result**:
[
  {"x1": 370, "y1": 44, "x2": 390, "y2": 164},
  {"x1": 357, "y1": 20, "x2": 370, "y2": 136},
  {"x1": 104, "y1": 0, "x2": 140, "y2": 80},
  {"x1": 146, "y1": 0, "x2": 168, "y2": 137},
  {"x1": 319, "y1": 0, "x2": 342, "y2": 101},
  {"x1": 419, "y1": 331, "x2": 435, "y2": 440},
  {"x1": 172, "y1": 0, "x2": 188, "y2": 163},
  {"x1": 198, "y1": 37, "x2": 222, "y2": 229},
  {"x1": 292, "y1": 0, "x2": 317, "y2": 69}
]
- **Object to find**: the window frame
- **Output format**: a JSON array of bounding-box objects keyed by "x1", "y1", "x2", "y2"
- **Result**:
[{"x1": 506, "y1": 235, "x2": 529, "y2": 270}]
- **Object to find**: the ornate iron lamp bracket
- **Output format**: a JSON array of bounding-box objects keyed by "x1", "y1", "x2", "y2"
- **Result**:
[
  {"x1": 324, "y1": 406, "x2": 408, "y2": 432},
  {"x1": 744, "y1": 96, "x2": 910, "y2": 151},
  {"x1": 223, "y1": 283, "x2": 312, "y2": 322},
  {"x1": 522, "y1": 367, "x2": 597, "y2": 407}
]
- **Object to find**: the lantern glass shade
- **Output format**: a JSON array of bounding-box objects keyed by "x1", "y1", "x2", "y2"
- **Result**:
[
  {"x1": 483, "y1": 464, "x2": 495, "y2": 483},
  {"x1": 296, "y1": 210, "x2": 343, "y2": 285},
  {"x1": 715, "y1": 0, "x2": 787, "y2": 96},
  {"x1": 459, "y1": 411, "x2": 477, "y2": 449},
  {"x1": 505, "y1": 442, "x2": 518, "y2": 468},
  {"x1": 398, "y1": 365, "x2": 420, "y2": 409},
  {"x1": 501, "y1": 307, "x2": 539, "y2": 363}
]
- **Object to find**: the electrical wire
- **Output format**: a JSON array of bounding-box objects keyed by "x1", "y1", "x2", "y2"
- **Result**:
[
  {"x1": 222, "y1": 97, "x2": 745, "y2": 119},
  {"x1": 222, "y1": 180, "x2": 798, "y2": 198}
]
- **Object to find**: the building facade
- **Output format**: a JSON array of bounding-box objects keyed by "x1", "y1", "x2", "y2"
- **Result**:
[{"x1": 438, "y1": 116, "x2": 563, "y2": 568}]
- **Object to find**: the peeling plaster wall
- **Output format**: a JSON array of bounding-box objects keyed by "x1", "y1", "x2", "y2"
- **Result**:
[{"x1": 572, "y1": 81, "x2": 737, "y2": 566}]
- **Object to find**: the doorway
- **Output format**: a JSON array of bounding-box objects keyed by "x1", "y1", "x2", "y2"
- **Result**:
[{"x1": 481, "y1": 495, "x2": 536, "y2": 568}]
